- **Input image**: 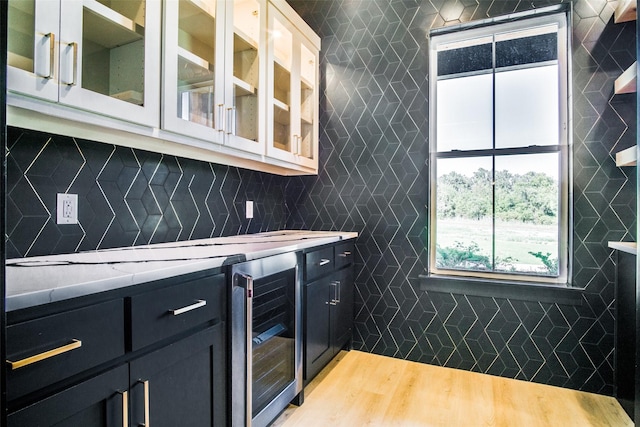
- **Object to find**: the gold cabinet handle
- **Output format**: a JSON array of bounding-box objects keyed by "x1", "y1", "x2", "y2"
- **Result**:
[
  {"x1": 6, "y1": 339, "x2": 82, "y2": 370},
  {"x1": 138, "y1": 380, "x2": 150, "y2": 427},
  {"x1": 63, "y1": 42, "x2": 78, "y2": 86},
  {"x1": 169, "y1": 299, "x2": 207, "y2": 316},
  {"x1": 118, "y1": 390, "x2": 129, "y2": 427},
  {"x1": 217, "y1": 104, "x2": 225, "y2": 132},
  {"x1": 43, "y1": 32, "x2": 55, "y2": 79}
]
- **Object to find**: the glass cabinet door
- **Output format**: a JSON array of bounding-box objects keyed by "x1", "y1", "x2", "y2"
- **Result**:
[
  {"x1": 224, "y1": 0, "x2": 265, "y2": 154},
  {"x1": 268, "y1": 10, "x2": 294, "y2": 157},
  {"x1": 267, "y1": 3, "x2": 318, "y2": 170},
  {"x1": 298, "y1": 42, "x2": 317, "y2": 163},
  {"x1": 58, "y1": 0, "x2": 161, "y2": 127},
  {"x1": 163, "y1": 0, "x2": 225, "y2": 141},
  {"x1": 7, "y1": 0, "x2": 60, "y2": 101}
]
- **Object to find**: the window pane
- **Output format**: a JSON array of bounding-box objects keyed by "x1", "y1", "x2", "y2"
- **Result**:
[
  {"x1": 496, "y1": 32, "x2": 557, "y2": 68},
  {"x1": 437, "y1": 74, "x2": 493, "y2": 151},
  {"x1": 494, "y1": 153, "x2": 559, "y2": 276},
  {"x1": 435, "y1": 157, "x2": 493, "y2": 271},
  {"x1": 495, "y1": 65, "x2": 559, "y2": 148},
  {"x1": 437, "y1": 43, "x2": 492, "y2": 76}
]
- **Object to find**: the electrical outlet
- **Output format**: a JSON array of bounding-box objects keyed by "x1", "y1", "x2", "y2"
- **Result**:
[
  {"x1": 246, "y1": 201, "x2": 254, "y2": 219},
  {"x1": 57, "y1": 193, "x2": 78, "y2": 224}
]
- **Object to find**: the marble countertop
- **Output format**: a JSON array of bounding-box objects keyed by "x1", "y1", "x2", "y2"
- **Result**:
[{"x1": 6, "y1": 230, "x2": 358, "y2": 311}]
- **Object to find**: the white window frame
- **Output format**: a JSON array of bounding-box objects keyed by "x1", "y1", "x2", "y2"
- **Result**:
[{"x1": 428, "y1": 8, "x2": 571, "y2": 285}]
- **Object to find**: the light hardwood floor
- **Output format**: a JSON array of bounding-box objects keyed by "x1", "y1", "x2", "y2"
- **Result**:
[{"x1": 272, "y1": 350, "x2": 632, "y2": 427}]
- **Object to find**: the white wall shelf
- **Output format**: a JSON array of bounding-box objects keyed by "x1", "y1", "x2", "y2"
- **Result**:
[
  {"x1": 615, "y1": 0, "x2": 637, "y2": 23},
  {"x1": 609, "y1": 241, "x2": 638, "y2": 255},
  {"x1": 615, "y1": 61, "x2": 637, "y2": 94},
  {"x1": 616, "y1": 146, "x2": 637, "y2": 166}
]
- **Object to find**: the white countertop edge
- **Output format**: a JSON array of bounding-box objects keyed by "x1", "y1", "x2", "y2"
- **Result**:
[
  {"x1": 6, "y1": 257, "x2": 229, "y2": 312},
  {"x1": 608, "y1": 241, "x2": 637, "y2": 255},
  {"x1": 6, "y1": 231, "x2": 358, "y2": 311}
]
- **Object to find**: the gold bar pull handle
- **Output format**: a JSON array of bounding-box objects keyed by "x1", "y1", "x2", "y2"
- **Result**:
[
  {"x1": 118, "y1": 390, "x2": 128, "y2": 427},
  {"x1": 169, "y1": 299, "x2": 207, "y2": 316},
  {"x1": 137, "y1": 380, "x2": 150, "y2": 427},
  {"x1": 41, "y1": 32, "x2": 55, "y2": 79},
  {"x1": 62, "y1": 42, "x2": 78, "y2": 86},
  {"x1": 217, "y1": 104, "x2": 225, "y2": 132},
  {"x1": 6, "y1": 339, "x2": 82, "y2": 370}
]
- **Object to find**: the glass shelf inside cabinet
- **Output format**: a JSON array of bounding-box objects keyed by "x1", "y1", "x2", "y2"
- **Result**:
[
  {"x1": 82, "y1": 0, "x2": 146, "y2": 105},
  {"x1": 177, "y1": 0, "x2": 216, "y2": 127},
  {"x1": 273, "y1": 62, "x2": 291, "y2": 151},
  {"x1": 7, "y1": 0, "x2": 35, "y2": 73},
  {"x1": 233, "y1": 0, "x2": 260, "y2": 143}
]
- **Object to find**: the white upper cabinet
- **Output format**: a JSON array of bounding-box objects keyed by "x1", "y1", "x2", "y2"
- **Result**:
[
  {"x1": 162, "y1": 0, "x2": 266, "y2": 155},
  {"x1": 6, "y1": 0, "x2": 320, "y2": 175},
  {"x1": 7, "y1": 0, "x2": 161, "y2": 127},
  {"x1": 266, "y1": 1, "x2": 319, "y2": 171}
]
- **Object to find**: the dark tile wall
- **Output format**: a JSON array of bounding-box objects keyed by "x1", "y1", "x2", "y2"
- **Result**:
[
  {"x1": 5, "y1": 127, "x2": 291, "y2": 258},
  {"x1": 4, "y1": 0, "x2": 636, "y2": 397},
  {"x1": 285, "y1": 0, "x2": 637, "y2": 394}
]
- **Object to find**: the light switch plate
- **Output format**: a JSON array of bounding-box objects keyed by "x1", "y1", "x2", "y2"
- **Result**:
[{"x1": 57, "y1": 193, "x2": 78, "y2": 224}]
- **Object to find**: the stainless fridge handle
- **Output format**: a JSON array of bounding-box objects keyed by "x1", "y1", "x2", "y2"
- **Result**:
[{"x1": 240, "y1": 273, "x2": 254, "y2": 426}]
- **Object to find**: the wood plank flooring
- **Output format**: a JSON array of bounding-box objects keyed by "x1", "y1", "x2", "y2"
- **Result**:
[{"x1": 272, "y1": 350, "x2": 632, "y2": 427}]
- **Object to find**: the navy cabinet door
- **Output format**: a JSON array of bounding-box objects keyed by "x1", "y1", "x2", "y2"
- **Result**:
[
  {"x1": 129, "y1": 324, "x2": 226, "y2": 427},
  {"x1": 304, "y1": 278, "x2": 333, "y2": 382}
]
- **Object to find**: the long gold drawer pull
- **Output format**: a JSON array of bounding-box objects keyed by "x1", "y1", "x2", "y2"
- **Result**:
[
  {"x1": 138, "y1": 380, "x2": 150, "y2": 426},
  {"x1": 339, "y1": 251, "x2": 352, "y2": 257},
  {"x1": 119, "y1": 390, "x2": 128, "y2": 427},
  {"x1": 170, "y1": 299, "x2": 207, "y2": 316},
  {"x1": 6, "y1": 339, "x2": 82, "y2": 370},
  {"x1": 319, "y1": 259, "x2": 331, "y2": 266}
]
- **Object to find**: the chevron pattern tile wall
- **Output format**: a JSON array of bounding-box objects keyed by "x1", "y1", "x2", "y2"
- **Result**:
[
  {"x1": 5, "y1": 0, "x2": 636, "y2": 396},
  {"x1": 286, "y1": 0, "x2": 637, "y2": 394}
]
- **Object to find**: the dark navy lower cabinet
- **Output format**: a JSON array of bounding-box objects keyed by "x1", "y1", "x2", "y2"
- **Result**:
[
  {"x1": 303, "y1": 240, "x2": 355, "y2": 384},
  {"x1": 6, "y1": 271, "x2": 227, "y2": 427},
  {"x1": 614, "y1": 249, "x2": 637, "y2": 421}
]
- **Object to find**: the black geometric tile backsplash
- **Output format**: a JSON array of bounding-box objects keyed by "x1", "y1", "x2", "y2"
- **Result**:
[
  {"x1": 4, "y1": 0, "x2": 636, "y2": 396},
  {"x1": 5, "y1": 127, "x2": 291, "y2": 257}
]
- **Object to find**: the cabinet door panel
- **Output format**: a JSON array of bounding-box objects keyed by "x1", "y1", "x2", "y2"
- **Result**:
[
  {"x1": 8, "y1": 364, "x2": 129, "y2": 427},
  {"x1": 332, "y1": 267, "x2": 354, "y2": 352},
  {"x1": 129, "y1": 324, "x2": 225, "y2": 427},
  {"x1": 7, "y1": 0, "x2": 60, "y2": 100},
  {"x1": 304, "y1": 279, "x2": 332, "y2": 382},
  {"x1": 58, "y1": 0, "x2": 161, "y2": 126}
]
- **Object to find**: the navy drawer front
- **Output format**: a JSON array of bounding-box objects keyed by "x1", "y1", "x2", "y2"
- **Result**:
[
  {"x1": 129, "y1": 273, "x2": 225, "y2": 351},
  {"x1": 6, "y1": 299, "x2": 125, "y2": 401},
  {"x1": 334, "y1": 241, "x2": 354, "y2": 270},
  {"x1": 305, "y1": 247, "x2": 335, "y2": 282}
]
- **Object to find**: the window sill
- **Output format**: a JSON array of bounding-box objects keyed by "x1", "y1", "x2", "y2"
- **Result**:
[{"x1": 419, "y1": 274, "x2": 583, "y2": 306}]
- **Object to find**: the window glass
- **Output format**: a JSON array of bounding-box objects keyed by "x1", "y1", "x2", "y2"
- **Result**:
[
  {"x1": 494, "y1": 153, "x2": 560, "y2": 275},
  {"x1": 495, "y1": 65, "x2": 559, "y2": 148},
  {"x1": 436, "y1": 74, "x2": 493, "y2": 152},
  {"x1": 436, "y1": 157, "x2": 493, "y2": 271},
  {"x1": 437, "y1": 42, "x2": 492, "y2": 76}
]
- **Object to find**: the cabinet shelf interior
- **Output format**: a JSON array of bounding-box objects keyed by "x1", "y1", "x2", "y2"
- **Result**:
[{"x1": 83, "y1": 0, "x2": 144, "y2": 49}]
